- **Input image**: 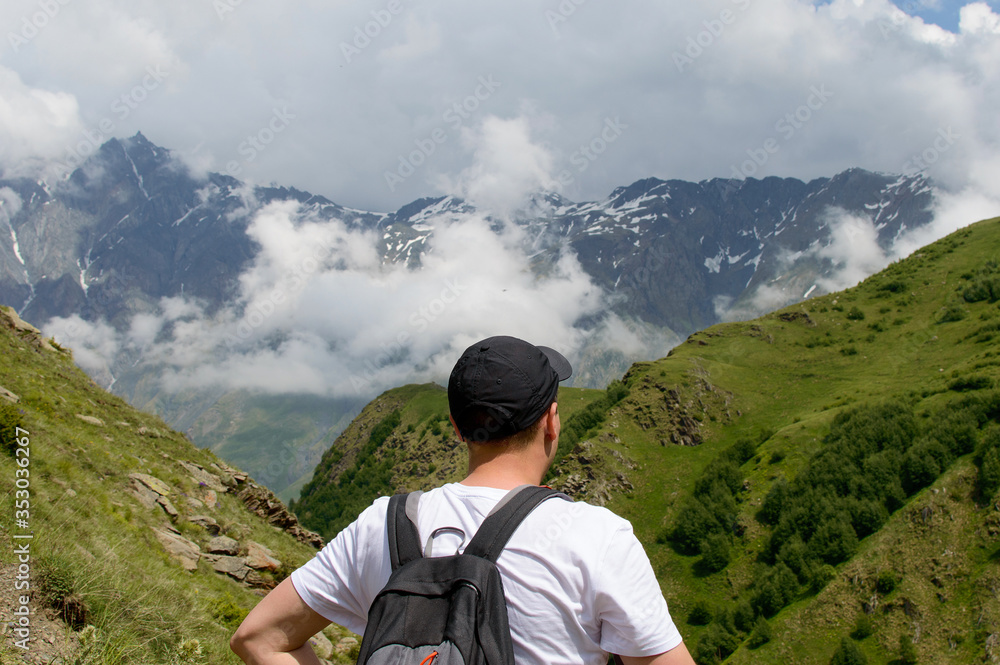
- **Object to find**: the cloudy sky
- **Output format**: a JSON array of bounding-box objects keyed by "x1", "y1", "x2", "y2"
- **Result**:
[{"x1": 1, "y1": 0, "x2": 998, "y2": 214}]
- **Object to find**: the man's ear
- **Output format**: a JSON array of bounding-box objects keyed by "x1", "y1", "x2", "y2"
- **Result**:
[
  {"x1": 449, "y1": 415, "x2": 465, "y2": 442},
  {"x1": 543, "y1": 402, "x2": 560, "y2": 442}
]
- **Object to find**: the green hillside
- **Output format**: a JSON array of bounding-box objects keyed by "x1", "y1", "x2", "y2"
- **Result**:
[
  {"x1": 0, "y1": 309, "x2": 359, "y2": 664},
  {"x1": 295, "y1": 216, "x2": 1000, "y2": 664}
]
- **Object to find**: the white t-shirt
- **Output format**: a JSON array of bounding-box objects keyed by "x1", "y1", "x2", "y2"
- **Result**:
[{"x1": 291, "y1": 483, "x2": 682, "y2": 665}]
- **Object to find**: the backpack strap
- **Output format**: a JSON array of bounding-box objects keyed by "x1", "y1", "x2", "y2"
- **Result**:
[
  {"x1": 464, "y1": 485, "x2": 571, "y2": 562},
  {"x1": 387, "y1": 492, "x2": 424, "y2": 571}
]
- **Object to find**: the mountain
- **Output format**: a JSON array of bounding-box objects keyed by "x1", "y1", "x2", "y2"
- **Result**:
[
  {"x1": 0, "y1": 134, "x2": 936, "y2": 499},
  {"x1": 294, "y1": 214, "x2": 1000, "y2": 664},
  {"x1": 0, "y1": 306, "x2": 360, "y2": 664}
]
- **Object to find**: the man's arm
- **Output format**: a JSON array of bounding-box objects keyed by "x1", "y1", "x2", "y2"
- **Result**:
[
  {"x1": 230, "y1": 577, "x2": 332, "y2": 665},
  {"x1": 620, "y1": 642, "x2": 696, "y2": 665}
]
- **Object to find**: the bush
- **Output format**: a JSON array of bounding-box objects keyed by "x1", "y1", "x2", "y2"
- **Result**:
[
  {"x1": 851, "y1": 613, "x2": 875, "y2": 640},
  {"x1": 0, "y1": 401, "x2": 25, "y2": 456},
  {"x1": 829, "y1": 637, "x2": 868, "y2": 665},
  {"x1": 747, "y1": 616, "x2": 772, "y2": 649},
  {"x1": 847, "y1": 307, "x2": 866, "y2": 321},
  {"x1": 692, "y1": 623, "x2": 741, "y2": 665},
  {"x1": 938, "y1": 300, "x2": 968, "y2": 322},
  {"x1": 687, "y1": 600, "x2": 714, "y2": 626},
  {"x1": 36, "y1": 554, "x2": 88, "y2": 630},
  {"x1": 898, "y1": 635, "x2": 918, "y2": 665},
  {"x1": 875, "y1": 571, "x2": 897, "y2": 595},
  {"x1": 698, "y1": 533, "x2": 731, "y2": 574},
  {"x1": 949, "y1": 376, "x2": 994, "y2": 392}
]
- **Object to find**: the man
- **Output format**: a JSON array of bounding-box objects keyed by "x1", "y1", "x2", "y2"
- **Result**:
[{"x1": 232, "y1": 335, "x2": 694, "y2": 665}]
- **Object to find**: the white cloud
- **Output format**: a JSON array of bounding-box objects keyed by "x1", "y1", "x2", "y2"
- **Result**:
[
  {"x1": 0, "y1": 0, "x2": 992, "y2": 212},
  {"x1": 437, "y1": 114, "x2": 559, "y2": 219},
  {"x1": 102, "y1": 200, "x2": 605, "y2": 398},
  {"x1": 960, "y1": 2, "x2": 1000, "y2": 33}
]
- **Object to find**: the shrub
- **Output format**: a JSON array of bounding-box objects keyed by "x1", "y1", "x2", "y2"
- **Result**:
[
  {"x1": 829, "y1": 637, "x2": 868, "y2": 665},
  {"x1": 698, "y1": 533, "x2": 731, "y2": 574},
  {"x1": 747, "y1": 616, "x2": 772, "y2": 649},
  {"x1": 875, "y1": 571, "x2": 897, "y2": 595},
  {"x1": 36, "y1": 554, "x2": 88, "y2": 630},
  {"x1": 949, "y1": 376, "x2": 994, "y2": 392},
  {"x1": 733, "y1": 600, "x2": 755, "y2": 633},
  {"x1": 692, "y1": 623, "x2": 741, "y2": 665},
  {"x1": 0, "y1": 401, "x2": 25, "y2": 456},
  {"x1": 847, "y1": 307, "x2": 866, "y2": 321},
  {"x1": 851, "y1": 613, "x2": 875, "y2": 640},
  {"x1": 687, "y1": 599, "x2": 714, "y2": 626},
  {"x1": 898, "y1": 635, "x2": 918, "y2": 665},
  {"x1": 938, "y1": 300, "x2": 968, "y2": 322}
]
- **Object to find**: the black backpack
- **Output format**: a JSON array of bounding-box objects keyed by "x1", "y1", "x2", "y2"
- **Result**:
[{"x1": 355, "y1": 485, "x2": 568, "y2": 665}]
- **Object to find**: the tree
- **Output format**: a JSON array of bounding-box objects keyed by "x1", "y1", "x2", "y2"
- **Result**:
[
  {"x1": 829, "y1": 637, "x2": 868, "y2": 665},
  {"x1": 698, "y1": 533, "x2": 731, "y2": 574}
]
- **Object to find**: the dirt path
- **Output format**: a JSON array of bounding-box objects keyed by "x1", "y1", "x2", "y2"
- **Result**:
[{"x1": 0, "y1": 564, "x2": 81, "y2": 664}]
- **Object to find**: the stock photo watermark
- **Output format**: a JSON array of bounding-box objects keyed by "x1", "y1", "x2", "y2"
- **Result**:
[
  {"x1": 900, "y1": 127, "x2": 959, "y2": 175},
  {"x1": 877, "y1": 0, "x2": 936, "y2": 38},
  {"x1": 545, "y1": 0, "x2": 591, "y2": 39},
  {"x1": 224, "y1": 105, "x2": 296, "y2": 177},
  {"x1": 213, "y1": 0, "x2": 246, "y2": 21},
  {"x1": 349, "y1": 278, "x2": 466, "y2": 393},
  {"x1": 672, "y1": 0, "x2": 753, "y2": 73},
  {"x1": 7, "y1": 0, "x2": 73, "y2": 53},
  {"x1": 340, "y1": 0, "x2": 413, "y2": 63},
  {"x1": 383, "y1": 75, "x2": 502, "y2": 192},
  {"x1": 52, "y1": 64, "x2": 171, "y2": 178},
  {"x1": 554, "y1": 116, "x2": 628, "y2": 188},
  {"x1": 718, "y1": 84, "x2": 833, "y2": 200},
  {"x1": 10, "y1": 424, "x2": 34, "y2": 651}
]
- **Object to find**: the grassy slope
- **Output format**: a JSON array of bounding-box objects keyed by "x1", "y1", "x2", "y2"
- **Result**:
[
  {"x1": 578, "y1": 217, "x2": 1000, "y2": 664},
  {"x1": 295, "y1": 216, "x2": 1000, "y2": 664},
  {"x1": 0, "y1": 314, "x2": 355, "y2": 664}
]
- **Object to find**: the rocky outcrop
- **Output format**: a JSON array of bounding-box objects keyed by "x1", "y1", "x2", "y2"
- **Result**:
[
  {"x1": 0, "y1": 305, "x2": 62, "y2": 352},
  {"x1": 152, "y1": 527, "x2": 200, "y2": 571},
  {"x1": 0, "y1": 386, "x2": 19, "y2": 403}
]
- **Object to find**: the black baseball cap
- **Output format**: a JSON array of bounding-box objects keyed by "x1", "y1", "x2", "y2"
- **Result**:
[{"x1": 448, "y1": 336, "x2": 572, "y2": 443}]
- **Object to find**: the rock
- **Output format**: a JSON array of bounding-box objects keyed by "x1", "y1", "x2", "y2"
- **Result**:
[
  {"x1": 152, "y1": 528, "x2": 200, "y2": 571},
  {"x1": 335, "y1": 637, "x2": 360, "y2": 656},
  {"x1": 244, "y1": 570, "x2": 276, "y2": 590},
  {"x1": 157, "y1": 496, "x2": 179, "y2": 518},
  {"x1": 128, "y1": 479, "x2": 160, "y2": 510},
  {"x1": 237, "y1": 482, "x2": 325, "y2": 549},
  {"x1": 212, "y1": 555, "x2": 250, "y2": 580},
  {"x1": 207, "y1": 536, "x2": 239, "y2": 555},
  {"x1": 245, "y1": 542, "x2": 282, "y2": 572},
  {"x1": 186, "y1": 496, "x2": 205, "y2": 510},
  {"x1": 309, "y1": 632, "x2": 334, "y2": 660},
  {"x1": 129, "y1": 473, "x2": 171, "y2": 496},
  {"x1": 0, "y1": 386, "x2": 19, "y2": 403},
  {"x1": 202, "y1": 489, "x2": 219, "y2": 510},
  {"x1": 188, "y1": 515, "x2": 220, "y2": 535},
  {"x1": 64, "y1": 488, "x2": 77, "y2": 498},
  {"x1": 178, "y1": 460, "x2": 228, "y2": 492},
  {"x1": 75, "y1": 414, "x2": 105, "y2": 427}
]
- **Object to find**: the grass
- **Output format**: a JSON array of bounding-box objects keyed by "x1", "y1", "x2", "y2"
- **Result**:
[{"x1": 0, "y1": 315, "x2": 357, "y2": 663}]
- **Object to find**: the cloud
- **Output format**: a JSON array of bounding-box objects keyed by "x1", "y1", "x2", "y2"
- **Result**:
[
  {"x1": 68, "y1": 199, "x2": 606, "y2": 398},
  {"x1": 44, "y1": 315, "x2": 120, "y2": 381},
  {"x1": 0, "y1": 66, "x2": 82, "y2": 174},
  {"x1": 436, "y1": 114, "x2": 559, "y2": 219},
  {"x1": 0, "y1": 0, "x2": 993, "y2": 213}
]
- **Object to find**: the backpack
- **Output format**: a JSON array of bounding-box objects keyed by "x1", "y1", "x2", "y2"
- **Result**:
[{"x1": 355, "y1": 485, "x2": 569, "y2": 665}]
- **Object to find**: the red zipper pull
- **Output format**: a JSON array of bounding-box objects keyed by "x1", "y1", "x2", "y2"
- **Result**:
[{"x1": 419, "y1": 651, "x2": 439, "y2": 665}]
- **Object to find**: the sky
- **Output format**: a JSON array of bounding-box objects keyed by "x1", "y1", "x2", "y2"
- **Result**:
[
  {"x1": 4, "y1": 0, "x2": 1000, "y2": 401},
  {"x1": 1, "y1": 0, "x2": 998, "y2": 214}
]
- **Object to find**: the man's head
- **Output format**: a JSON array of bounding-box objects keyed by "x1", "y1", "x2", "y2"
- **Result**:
[{"x1": 448, "y1": 336, "x2": 572, "y2": 444}]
